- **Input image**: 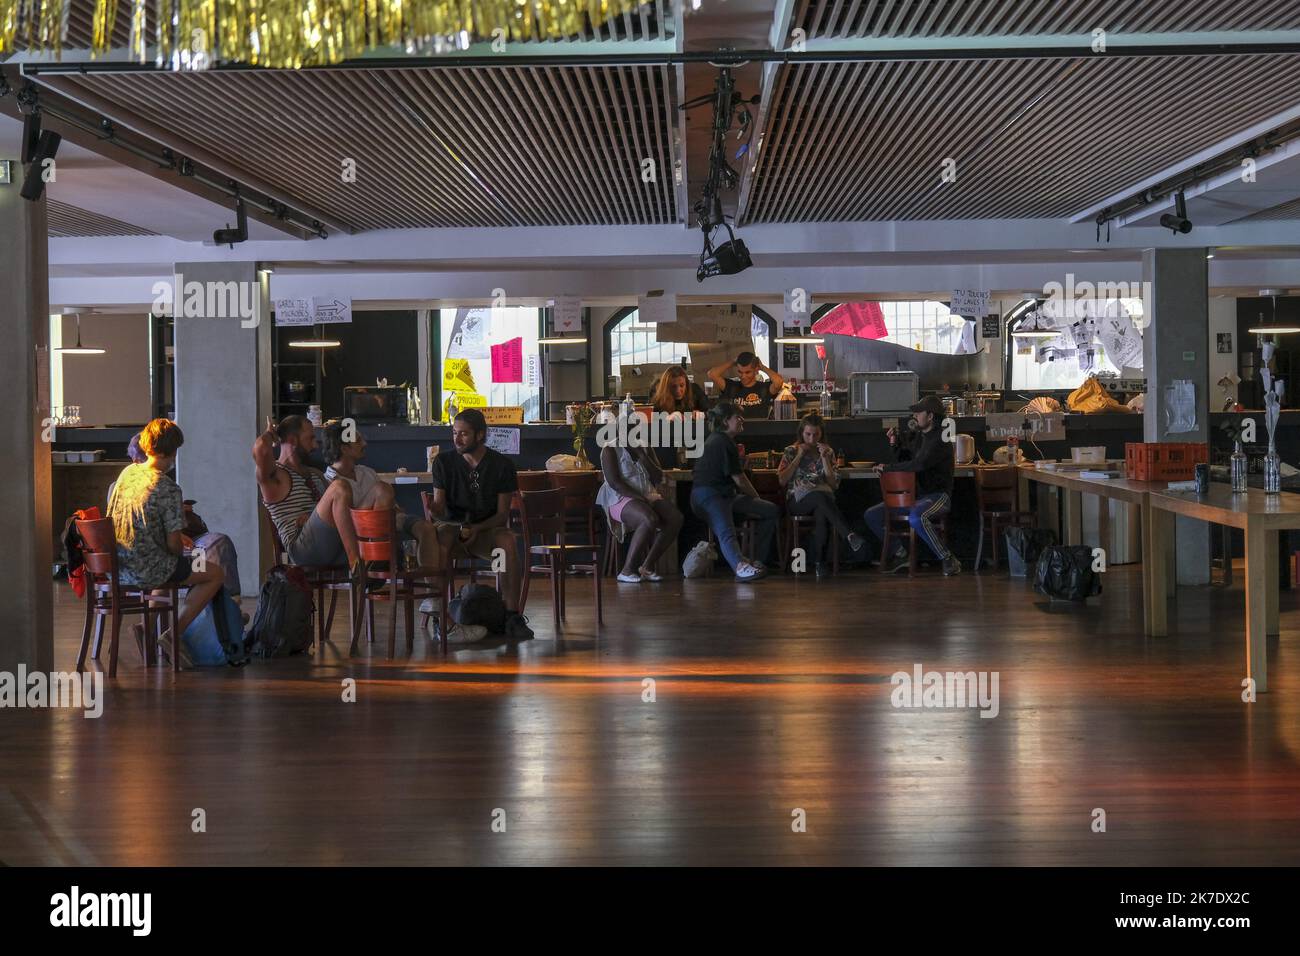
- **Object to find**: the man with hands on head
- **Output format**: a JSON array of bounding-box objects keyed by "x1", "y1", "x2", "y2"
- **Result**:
[
  {"x1": 254, "y1": 414, "x2": 368, "y2": 605},
  {"x1": 425, "y1": 408, "x2": 533, "y2": 640},
  {"x1": 866, "y1": 395, "x2": 960, "y2": 577},
  {"x1": 708, "y1": 350, "x2": 784, "y2": 419}
]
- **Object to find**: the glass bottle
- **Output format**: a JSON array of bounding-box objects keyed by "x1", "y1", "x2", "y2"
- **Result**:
[
  {"x1": 1230, "y1": 440, "x2": 1248, "y2": 493},
  {"x1": 1265, "y1": 444, "x2": 1282, "y2": 494},
  {"x1": 820, "y1": 383, "x2": 833, "y2": 418}
]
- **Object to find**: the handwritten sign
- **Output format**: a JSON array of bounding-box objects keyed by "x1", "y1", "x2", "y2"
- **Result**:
[
  {"x1": 950, "y1": 290, "x2": 989, "y2": 319},
  {"x1": 490, "y1": 337, "x2": 523, "y2": 383},
  {"x1": 553, "y1": 295, "x2": 583, "y2": 333},
  {"x1": 311, "y1": 296, "x2": 352, "y2": 324},
  {"x1": 486, "y1": 427, "x2": 521, "y2": 455},
  {"x1": 482, "y1": 406, "x2": 525, "y2": 424},
  {"x1": 638, "y1": 291, "x2": 676, "y2": 325},
  {"x1": 443, "y1": 359, "x2": 476, "y2": 392},
  {"x1": 274, "y1": 298, "x2": 313, "y2": 326},
  {"x1": 985, "y1": 412, "x2": 1065, "y2": 442}
]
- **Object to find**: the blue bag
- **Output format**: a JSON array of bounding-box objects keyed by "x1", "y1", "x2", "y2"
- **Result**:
[{"x1": 180, "y1": 586, "x2": 247, "y2": 666}]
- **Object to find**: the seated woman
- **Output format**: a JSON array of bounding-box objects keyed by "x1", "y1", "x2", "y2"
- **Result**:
[
  {"x1": 689, "y1": 402, "x2": 778, "y2": 581},
  {"x1": 107, "y1": 418, "x2": 226, "y2": 655},
  {"x1": 597, "y1": 431, "x2": 683, "y2": 583},
  {"x1": 650, "y1": 365, "x2": 709, "y2": 414},
  {"x1": 110, "y1": 432, "x2": 242, "y2": 597},
  {"x1": 777, "y1": 414, "x2": 864, "y2": 578}
]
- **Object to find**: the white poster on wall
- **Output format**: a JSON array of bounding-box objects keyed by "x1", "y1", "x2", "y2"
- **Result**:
[
  {"x1": 274, "y1": 298, "x2": 313, "y2": 326},
  {"x1": 783, "y1": 288, "x2": 812, "y2": 329},
  {"x1": 447, "y1": 308, "x2": 490, "y2": 359},
  {"x1": 486, "y1": 427, "x2": 521, "y2": 455},
  {"x1": 950, "y1": 289, "x2": 990, "y2": 319},
  {"x1": 553, "y1": 295, "x2": 583, "y2": 333},
  {"x1": 311, "y1": 296, "x2": 353, "y2": 324}
]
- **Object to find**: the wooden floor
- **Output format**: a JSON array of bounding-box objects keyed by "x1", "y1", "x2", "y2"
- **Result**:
[{"x1": 3, "y1": 563, "x2": 1300, "y2": 866}]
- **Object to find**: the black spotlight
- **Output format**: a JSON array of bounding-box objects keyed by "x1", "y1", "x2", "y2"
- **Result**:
[
  {"x1": 697, "y1": 223, "x2": 753, "y2": 282},
  {"x1": 21, "y1": 111, "x2": 42, "y2": 164},
  {"x1": 213, "y1": 192, "x2": 249, "y2": 247},
  {"x1": 20, "y1": 130, "x2": 61, "y2": 201},
  {"x1": 1159, "y1": 190, "x2": 1193, "y2": 234}
]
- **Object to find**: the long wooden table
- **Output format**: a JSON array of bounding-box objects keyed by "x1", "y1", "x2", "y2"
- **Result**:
[{"x1": 1019, "y1": 465, "x2": 1300, "y2": 692}]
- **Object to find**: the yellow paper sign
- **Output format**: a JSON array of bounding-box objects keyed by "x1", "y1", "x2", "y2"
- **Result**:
[
  {"x1": 482, "y1": 406, "x2": 525, "y2": 424},
  {"x1": 443, "y1": 359, "x2": 476, "y2": 392},
  {"x1": 455, "y1": 392, "x2": 488, "y2": 409}
]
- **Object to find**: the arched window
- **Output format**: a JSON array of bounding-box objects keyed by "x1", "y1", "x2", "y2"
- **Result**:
[
  {"x1": 810, "y1": 300, "x2": 974, "y2": 354},
  {"x1": 603, "y1": 306, "x2": 777, "y2": 391},
  {"x1": 1005, "y1": 297, "x2": 1145, "y2": 390}
]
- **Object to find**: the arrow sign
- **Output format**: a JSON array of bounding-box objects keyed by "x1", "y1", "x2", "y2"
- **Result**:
[{"x1": 312, "y1": 296, "x2": 353, "y2": 324}]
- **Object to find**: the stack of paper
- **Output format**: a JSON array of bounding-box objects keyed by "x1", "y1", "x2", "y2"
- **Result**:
[{"x1": 1080, "y1": 470, "x2": 1121, "y2": 479}]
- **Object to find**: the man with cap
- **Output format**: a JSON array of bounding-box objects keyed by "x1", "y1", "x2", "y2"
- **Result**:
[{"x1": 864, "y1": 395, "x2": 960, "y2": 576}]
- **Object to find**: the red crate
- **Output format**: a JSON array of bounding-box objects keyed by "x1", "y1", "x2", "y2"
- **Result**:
[{"x1": 1124, "y1": 442, "x2": 1209, "y2": 481}]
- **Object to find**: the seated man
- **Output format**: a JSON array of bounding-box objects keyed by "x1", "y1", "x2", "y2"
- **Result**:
[
  {"x1": 254, "y1": 414, "x2": 366, "y2": 600},
  {"x1": 425, "y1": 408, "x2": 533, "y2": 640},
  {"x1": 865, "y1": 395, "x2": 960, "y2": 576},
  {"x1": 320, "y1": 419, "x2": 439, "y2": 566},
  {"x1": 707, "y1": 350, "x2": 784, "y2": 419}
]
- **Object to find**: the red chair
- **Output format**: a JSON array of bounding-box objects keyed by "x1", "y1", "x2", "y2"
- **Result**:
[
  {"x1": 519, "y1": 488, "x2": 603, "y2": 630},
  {"x1": 75, "y1": 516, "x2": 180, "y2": 676},
  {"x1": 974, "y1": 466, "x2": 1036, "y2": 572},
  {"x1": 879, "y1": 471, "x2": 949, "y2": 576},
  {"x1": 351, "y1": 507, "x2": 452, "y2": 657},
  {"x1": 263, "y1": 505, "x2": 352, "y2": 656}
]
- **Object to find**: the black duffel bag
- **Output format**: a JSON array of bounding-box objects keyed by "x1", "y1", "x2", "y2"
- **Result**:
[
  {"x1": 1033, "y1": 545, "x2": 1103, "y2": 602},
  {"x1": 247, "y1": 565, "x2": 315, "y2": 657}
]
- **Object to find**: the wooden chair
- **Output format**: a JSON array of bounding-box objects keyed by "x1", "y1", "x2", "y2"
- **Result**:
[
  {"x1": 785, "y1": 507, "x2": 840, "y2": 575},
  {"x1": 974, "y1": 466, "x2": 1036, "y2": 572},
  {"x1": 75, "y1": 516, "x2": 180, "y2": 676},
  {"x1": 417, "y1": 492, "x2": 507, "y2": 614},
  {"x1": 548, "y1": 470, "x2": 604, "y2": 550},
  {"x1": 879, "y1": 471, "x2": 949, "y2": 576},
  {"x1": 519, "y1": 488, "x2": 603, "y2": 630},
  {"x1": 263, "y1": 506, "x2": 352, "y2": 656},
  {"x1": 350, "y1": 507, "x2": 451, "y2": 657}
]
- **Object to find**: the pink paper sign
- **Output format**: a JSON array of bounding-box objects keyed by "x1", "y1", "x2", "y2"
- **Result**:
[{"x1": 491, "y1": 337, "x2": 524, "y2": 383}]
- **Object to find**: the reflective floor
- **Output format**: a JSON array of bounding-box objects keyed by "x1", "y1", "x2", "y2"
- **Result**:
[{"x1": 2, "y1": 564, "x2": 1299, "y2": 865}]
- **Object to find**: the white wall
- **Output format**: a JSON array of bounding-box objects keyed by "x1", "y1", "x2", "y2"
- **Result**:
[
  {"x1": 1209, "y1": 296, "x2": 1239, "y2": 407},
  {"x1": 57, "y1": 313, "x2": 151, "y2": 426}
]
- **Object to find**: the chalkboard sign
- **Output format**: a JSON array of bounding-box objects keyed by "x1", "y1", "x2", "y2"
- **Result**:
[
  {"x1": 982, "y1": 314, "x2": 1001, "y2": 339},
  {"x1": 783, "y1": 343, "x2": 802, "y2": 368}
]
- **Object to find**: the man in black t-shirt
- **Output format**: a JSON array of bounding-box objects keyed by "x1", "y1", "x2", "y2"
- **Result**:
[
  {"x1": 427, "y1": 409, "x2": 531, "y2": 638},
  {"x1": 707, "y1": 350, "x2": 784, "y2": 419}
]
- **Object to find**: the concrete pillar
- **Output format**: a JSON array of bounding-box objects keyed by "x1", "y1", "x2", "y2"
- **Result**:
[
  {"x1": 1142, "y1": 247, "x2": 1211, "y2": 585},
  {"x1": 172, "y1": 263, "x2": 272, "y2": 596},
  {"x1": 0, "y1": 159, "x2": 54, "y2": 673}
]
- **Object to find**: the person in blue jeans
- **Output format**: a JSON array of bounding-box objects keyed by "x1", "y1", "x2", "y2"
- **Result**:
[
  {"x1": 864, "y1": 395, "x2": 961, "y2": 576},
  {"x1": 690, "y1": 402, "x2": 779, "y2": 581}
]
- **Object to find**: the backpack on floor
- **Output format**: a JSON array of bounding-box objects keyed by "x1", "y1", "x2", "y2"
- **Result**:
[
  {"x1": 448, "y1": 583, "x2": 509, "y2": 633},
  {"x1": 248, "y1": 565, "x2": 315, "y2": 657},
  {"x1": 180, "y1": 585, "x2": 247, "y2": 666},
  {"x1": 1033, "y1": 545, "x2": 1103, "y2": 602}
]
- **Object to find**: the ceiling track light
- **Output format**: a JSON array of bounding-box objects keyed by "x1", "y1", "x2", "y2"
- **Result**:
[{"x1": 1159, "y1": 190, "x2": 1193, "y2": 234}]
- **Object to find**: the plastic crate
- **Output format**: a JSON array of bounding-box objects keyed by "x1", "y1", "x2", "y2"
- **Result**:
[{"x1": 1124, "y1": 442, "x2": 1209, "y2": 481}]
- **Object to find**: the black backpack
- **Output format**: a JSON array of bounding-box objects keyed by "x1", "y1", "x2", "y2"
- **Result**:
[
  {"x1": 448, "y1": 583, "x2": 509, "y2": 633},
  {"x1": 1033, "y1": 545, "x2": 1103, "y2": 602},
  {"x1": 248, "y1": 565, "x2": 315, "y2": 657}
]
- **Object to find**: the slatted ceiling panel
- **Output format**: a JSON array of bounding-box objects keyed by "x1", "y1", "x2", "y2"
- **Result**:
[
  {"x1": 46, "y1": 200, "x2": 156, "y2": 237},
  {"x1": 67, "y1": 64, "x2": 677, "y2": 228},
  {"x1": 797, "y1": 0, "x2": 1300, "y2": 37},
  {"x1": 1233, "y1": 197, "x2": 1300, "y2": 222},
  {"x1": 743, "y1": 53, "x2": 1300, "y2": 223}
]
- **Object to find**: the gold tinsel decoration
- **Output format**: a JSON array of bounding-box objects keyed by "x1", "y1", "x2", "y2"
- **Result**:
[{"x1": 0, "y1": 0, "x2": 649, "y2": 68}]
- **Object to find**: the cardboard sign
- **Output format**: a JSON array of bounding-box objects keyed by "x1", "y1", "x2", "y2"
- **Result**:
[
  {"x1": 486, "y1": 427, "x2": 521, "y2": 455},
  {"x1": 638, "y1": 291, "x2": 676, "y2": 325},
  {"x1": 619, "y1": 363, "x2": 673, "y2": 395},
  {"x1": 490, "y1": 337, "x2": 523, "y2": 383},
  {"x1": 950, "y1": 289, "x2": 989, "y2": 319},
  {"x1": 443, "y1": 358, "x2": 476, "y2": 392},
  {"x1": 482, "y1": 406, "x2": 525, "y2": 424},
  {"x1": 985, "y1": 412, "x2": 1066, "y2": 442}
]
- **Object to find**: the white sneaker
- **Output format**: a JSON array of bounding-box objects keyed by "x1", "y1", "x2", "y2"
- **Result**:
[
  {"x1": 617, "y1": 572, "x2": 643, "y2": 583},
  {"x1": 639, "y1": 568, "x2": 664, "y2": 582},
  {"x1": 419, "y1": 598, "x2": 436, "y2": 614},
  {"x1": 734, "y1": 562, "x2": 766, "y2": 581}
]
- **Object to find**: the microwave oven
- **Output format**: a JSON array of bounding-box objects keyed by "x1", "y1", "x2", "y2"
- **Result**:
[
  {"x1": 343, "y1": 386, "x2": 409, "y2": 422},
  {"x1": 849, "y1": 371, "x2": 918, "y2": 415}
]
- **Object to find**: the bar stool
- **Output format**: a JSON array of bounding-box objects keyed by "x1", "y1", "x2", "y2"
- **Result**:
[
  {"x1": 75, "y1": 516, "x2": 180, "y2": 676},
  {"x1": 974, "y1": 465, "x2": 1036, "y2": 572},
  {"x1": 519, "y1": 488, "x2": 603, "y2": 629},
  {"x1": 879, "y1": 471, "x2": 949, "y2": 576},
  {"x1": 350, "y1": 507, "x2": 451, "y2": 657}
]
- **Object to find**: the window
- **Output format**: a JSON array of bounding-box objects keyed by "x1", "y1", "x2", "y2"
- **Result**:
[
  {"x1": 879, "y1": 301, "x2": 973, "y2": 354},
  {"x1": 1008, "y1": 298, "x2": 1144, "y2": 391},
  {"x1": 604, "y1": 308, "x2": 775, "y2": 395},
  {"x1": 439, "y1": 307, "x2": 542, "y2": 421}
]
